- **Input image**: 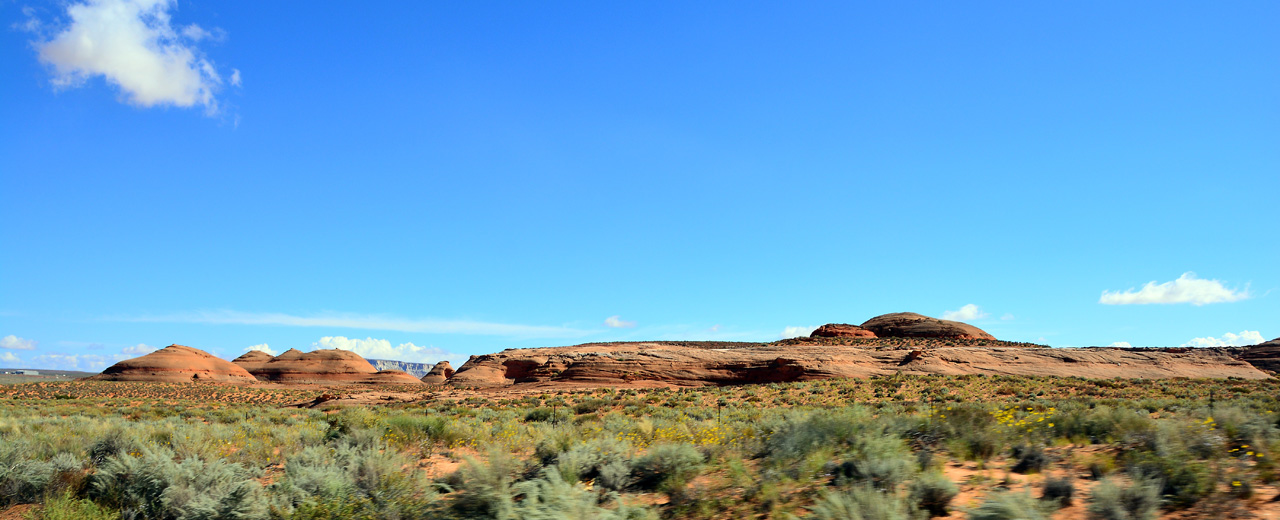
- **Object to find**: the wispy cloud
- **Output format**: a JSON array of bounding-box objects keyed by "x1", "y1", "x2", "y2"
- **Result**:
[
  {"x1": 1182, "y1": 330, "x2": 1265, "y2": 348},
  {"x1": 121, "y1": 343, "x2": 156, "y2": 355},
  {"x1": 245, "y1": 343, "x2": 277, "y2": 356},
  {"x1": 32, "y1": 353, "x2": 128, "y2": 371},
  {"x1": 941, "y1": 304, "x2": 988, "y2": 322},
  {"x1": 1100, "y1": 272, "x2": 1249, "y2": 306},
  {"x1": 604, "y1": 315, "x2": 636, "y2": 328},
  {"x1": 0, "y1": 352, "x2": 20, "y2": 364},
  {"x1": 780, "y1": 326, "x2": 816, "y2": 339},
  {"x1": 1, "y1": 335, "x2": 38, "y2": 350},
  {"x1": 313, "y1": 336, "x2": 464, "y2": 365},
  {"x1": 112, "y1": 310, "x2": 589, "y2": 338},
  {"x1": 31, "y1": 0, "x2": 234, "y2": 114}
]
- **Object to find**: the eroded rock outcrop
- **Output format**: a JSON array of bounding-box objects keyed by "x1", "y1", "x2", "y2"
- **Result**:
[
  {"x1": 231, "y1": 350, "x2": 274, "y2": 373},
  {"x1": 248, "y1": 349, "x2": 381, "y2": 383},
  {"x1": 860, "y1": 312, "x2": 995, "y2": 340},
  {"x1": 1240, "y1": 338, "x2": 1280, "y2": 373},
  {"x1": 421, "y1": 361, "x2": 455, "y2": 384},
  {"x1": 447, "y1": 341, "x2": 1268, "y2": 388},
  {"x1": 811, "y1": 324, "x2": 877, "y2": 338},
  {"x1": 90, "y1": 345, "x2": 257, "y2": 384},
  {"x1": 360, "y1": 370, "x2": 427, "y2": 385}
]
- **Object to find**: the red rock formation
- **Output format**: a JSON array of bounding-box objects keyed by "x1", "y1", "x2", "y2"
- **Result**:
[
  {"x1": 811, "y1": 324, "x2": 877, "y2": 338},
  {"x1": 860, "y1": 312, "x2": 995, "y2": 340},
  {"x1": 231, "y1": 350, "x2": 274, "y2": 374},
  {"x1": 421, "y1": 361, "x2": 455, "y2": 384},
  {"x1": 448, "y1": 341, "x2": 1268, "y2": 388},
  {"x1": 248, "y1": 348, "x2": 380, "y2": 383},
  {"x1": 89, "y1": 345, "x2": 257, "y2": 384},
  {"x1": 1240, "y1": 338, "x2": 1280, "y2": 373},
  {"x1": 360, "y1": 370, "x2": 426, "y2": 385}
]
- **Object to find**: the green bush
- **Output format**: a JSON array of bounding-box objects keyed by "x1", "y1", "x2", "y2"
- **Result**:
[
  {"x1": 445, "y1": 455, "x2": 522, "y2": 519},
  {"x1": 805, "y1": 485, "x2": 912, "y2": 520},
  {"x1": 512, "y1": 467, "x2": 656, "y2": 520},
  {"x1": 827, "y1": 434, "x2": 916, "y2": 491},
  {"x1": 969, "y1": 491, "x2": 1050, "y2": 520},
  {"x1": 89, "y1": 445, "x2": 267, "y2": 520},
  {"x1": 270, "y1": 443, "x2": 435, "y2": 519},
  {"x1": 1010, "y1": 444, "x2": 1049, "y2": 474},
  {"x1": 1086, "y1": 477, "x2": 1160, "y2": 520},
  {"x1": 27, "y1": 492, "x2": 120, "y2": 520},
  {"x1": 630, "y1": 443, "x2": 704, "y2": 493},
  {"x1": 908, "y1": 472, "x2": 958, "y2": 517},
  {"x1": 1040, "y1": 477, "x2": 1074, "y2": 507}
]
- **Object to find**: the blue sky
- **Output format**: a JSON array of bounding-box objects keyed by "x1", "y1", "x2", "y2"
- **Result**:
[{"x1": 2, "y1": 1, "x2": 1276, "y2": 371}]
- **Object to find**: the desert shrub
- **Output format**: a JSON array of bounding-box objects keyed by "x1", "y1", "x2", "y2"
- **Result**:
[
  {"x1": 553, "y1": 437, "x2": 634, "y2": 485},
  {"x1": 572, "y1": 399, "x2": 610, "y2": 415},
  {"x1": 1086, "y1": 477, "x2": 1160, "y2": 520},
  {"x1": 969, "y1": 490, "x2": 1050, "y2": 520},
  {"x1": 29, "y1": 491, "x2": 120, "y2": 520},
  {"x1": 630, "y1": 443, "x2": 704, "y2": 493},
  {"x1": 805, "y1": 485, "x2": 912, "y2": 520},
  {"x1": 88, "y1": 429, "x2": 143, "y2": 467},
  {"x1": 445, "y1": 455, "x2": 523, "y2": 519},
  {"x1": 1040, "y1": 477, "x2": 1074, "y2": 507},
  {"x1": 525, "y1": 407, "x2": 571, "y2": 423},
  {"x1": 762, "y1": 408, "x2": 877, "y2": 461},
  {"x1": 511, "y1": 467, "x2": 656, "y2": 520},
  {"x1": 830, "y1": 432, "x2": 916, "y2": 491},
  {"x1": 1123, "y1": 453, "x2": 1213, "y2": 509},
  {"x1": 270, "y1": 443, "x2": 434, "y2": 519},
  {"x1": 908, "y1": 472, "x2": 958, "y2": 517},
  {"x1": 383, "y1": 414, "x2": 464, "y2": 453},
  {"x1": 1010, "y1": 444, "x2": 1049, "y2": 474},
  {"x1": 89, "y1": 445, "x2": 268, "y2": 520}
]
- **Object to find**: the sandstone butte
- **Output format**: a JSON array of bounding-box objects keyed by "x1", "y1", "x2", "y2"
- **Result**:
[
  {"x1": 421, "y1": 360, "x2": 455, "y2": 384},
  {"x1": 235, "y1": 348, "x2": 423, "y2": 385},
  {"x1": 447, "y1": 312, "x2": 1270, "y2": 388},
  {"x1": 89, "y1": 345, "x2": 258, "y2": 384}
]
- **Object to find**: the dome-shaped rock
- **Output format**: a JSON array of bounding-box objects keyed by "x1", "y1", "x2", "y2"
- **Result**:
[
  {"x1": 231, "y1": 350, "x2": 274, "y2": 374},
  {"x1": 89, "y1": 345, "x2": 257, "y2": 384},
  {"x1": 811, "y1": 324, "x2": 877, "y2": 338},
  {"x1": 248, "y1": 348, "x2": 379, "y2": 383},
  {"x1": 421, "y1": 360, "x2": 455, "y2": 384},
  {"x1": 860, "y1": 312, "x2": 995, "y2": 340}
]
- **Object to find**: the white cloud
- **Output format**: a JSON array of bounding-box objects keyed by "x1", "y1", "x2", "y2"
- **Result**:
[
  {"x1": 245, "y1": 343, "x2": 277, "y2": 356},
  {"x1": 0, "y1": 352, "x2": 20, "y2": 364},
  {"x1": 604, "y1": 315, "x2": 636, "y2": 328},
  {"x1": 1100, "y1": 272, "x2": 1249, "y2": 306},
  {"x1": 781, "y1": 326, "x2": 817, "y2": 339},
  {"x1": 1108, "y1": 341, "x2": 1133, "y2": 348},
  {"x1": 1182, "y1": 330, "x2": 1265, "y2": 348},
  {"x1": 32, "y1": 353, "x2": 127, "y2": 371},
  {"x1": 113, "y1": 310, "x2": 588, "y2": 338},
  {"x1": 1, "y1": 335, "x2": 38, "y2": 350},
  {"x1": 313, "y1": 336, "x2": 463, "y2": 365},
  {"x1": 230, "y1": 68, "x2": 241, "y2": 87},
  {"x1": 34, "y1": 0, "x2": 232, "y2": 114},
  {"x1": 121, "y1": 343, "x2": 156, "y2": 355},
  {"x1": 941, "y1": 304, "x2": 988, "y2": 321}
]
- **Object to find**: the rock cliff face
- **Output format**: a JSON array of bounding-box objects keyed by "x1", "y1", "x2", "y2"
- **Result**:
[
  {"x1": 447, "y1": 342, "x2": 1267, "y2": 388},
  {"x1": 90, "y1": 345, "x2": 257, "y2": 384},
  {"x1": 366, "y1": 359, "x2": 433, "y2": 378},
  {"x1": 1240, "y1": 338, "x2": 1280, "y2": 373},
  {"x1": 811, "y1": 324, "x2": 877, "y2": 338},
  {"x1": 860, "y1": 312, "x2": 995, "y2": 340},
  {"x1": 421, "y1": 361, "x2": 455, "y2": 384}
]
